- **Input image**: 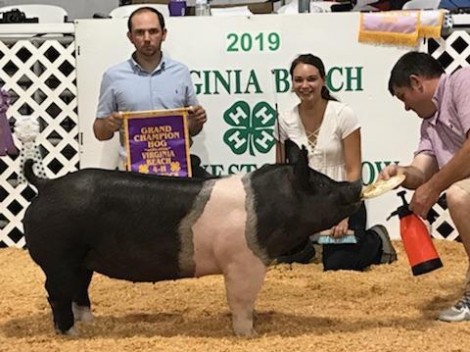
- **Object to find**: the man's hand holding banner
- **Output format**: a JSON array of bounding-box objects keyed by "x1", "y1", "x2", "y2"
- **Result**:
[{"x1": 123, "y1": 108, "x2": 192, "y2": 177}]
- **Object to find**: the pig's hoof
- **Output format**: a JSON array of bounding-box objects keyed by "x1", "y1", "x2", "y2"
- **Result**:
[
  {"x1": 55, "y1": 326, "x2": 78, "y2": 337},
  {"x1": 66, "y1": 327, "x2": 79, "y2": 336},
  {"x1": 72, "y1": 302, "x2": 94, "y2": 323},
  {"x1": 235, "y1": 329, "x2": 257, "y2": 338},
  {"x1": 234, "y1": 325, "x2": 257, "y2": 338}
]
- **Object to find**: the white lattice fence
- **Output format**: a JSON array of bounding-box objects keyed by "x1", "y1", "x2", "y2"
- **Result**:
[
  {"x1": 0, "y1": 35, "x2": 79, "y2": 248},
  {"x1": 428, "y1": 30, "x2": 470, "y2": 73}
]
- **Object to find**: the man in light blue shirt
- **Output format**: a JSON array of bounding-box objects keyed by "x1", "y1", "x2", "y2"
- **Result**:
[{"x1": 93, "y1": 6, "x2": 207, "y2": 174}]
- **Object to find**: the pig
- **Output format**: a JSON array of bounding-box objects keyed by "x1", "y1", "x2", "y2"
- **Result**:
[{"x1": 22, "y1": 140, "x2": 362, "y2": 337}]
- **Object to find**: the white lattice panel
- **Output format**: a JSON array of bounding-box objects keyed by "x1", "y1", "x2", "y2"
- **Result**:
[
  {"x1": 0, "y1": 35, "x2": 79, "y2": 248},
  {"x1": 428, "y1": 31, "x2": 470, "y2": 73}
]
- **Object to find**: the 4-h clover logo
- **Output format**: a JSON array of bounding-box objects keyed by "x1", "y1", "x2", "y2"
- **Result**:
[{"x1": 223, "y1": 101, "x2": 276, "y2": 156}]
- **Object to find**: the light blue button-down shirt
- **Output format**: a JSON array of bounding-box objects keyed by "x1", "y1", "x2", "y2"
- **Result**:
[{"x1": 96, "y1": 53, "x2": 198, "y2": 118}]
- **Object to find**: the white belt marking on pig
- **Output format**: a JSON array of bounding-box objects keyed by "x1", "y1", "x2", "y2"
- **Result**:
[
  {"x1": 179, "y1": 175, "x2": 268, "y2": 336},
  {"x1": 242, "y1": 174, "x2": 270, "y2": 265},
  {"x1": 190, "y1": 175, "x2": 265, "y2": 277},
  {"x1": 178, "y1": 179, "x2": 216, "y2": 277}
]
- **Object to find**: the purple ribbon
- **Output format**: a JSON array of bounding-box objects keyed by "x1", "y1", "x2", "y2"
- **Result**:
[{"x1": 0, "y1": 88, "x2": 18, "y2": 156}]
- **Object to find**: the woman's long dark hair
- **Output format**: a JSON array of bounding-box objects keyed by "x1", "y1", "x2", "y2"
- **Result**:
[{"x1": 289, "y1": 54, "x2": 338, "y2": 101}]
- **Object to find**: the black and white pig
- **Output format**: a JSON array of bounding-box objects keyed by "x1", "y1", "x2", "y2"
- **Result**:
[{"x1": 22, "y1": 141, "x2": 362, "y2": 337}]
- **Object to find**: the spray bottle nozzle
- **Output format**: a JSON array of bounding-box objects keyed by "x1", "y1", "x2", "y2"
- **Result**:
[
  {"x1": 386, "y1": 210, "x2": 398, "y2": 221},
  {"x1": 397, "y1": 190, "x2": 409, "y2": 206},
  {"x1": 387, "y1": 191, "x2": 413, "y2": 220}
]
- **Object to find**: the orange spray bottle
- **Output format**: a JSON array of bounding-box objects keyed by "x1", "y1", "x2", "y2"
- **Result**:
[{"x1": 388, "y1": 191, "x2": 443, "y2": 276}]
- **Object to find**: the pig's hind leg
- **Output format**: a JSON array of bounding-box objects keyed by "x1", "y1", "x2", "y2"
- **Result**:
[
  {"x1": 43, "y1": 262, "x2": 91, "y2": 335},
  {"x1": 45, "y1": 270, "x2": 77, "y2": 335},
  {"x1": 72, "y1": 269, "x2": 94, "y2": 323},
  {"x1": 223, "y1": 259, "x2": 267, "y2": 337}
]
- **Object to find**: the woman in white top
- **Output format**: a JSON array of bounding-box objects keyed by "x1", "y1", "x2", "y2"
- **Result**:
[{"x1": 275, "y1": 54, "x2": 397, "y2": 271}]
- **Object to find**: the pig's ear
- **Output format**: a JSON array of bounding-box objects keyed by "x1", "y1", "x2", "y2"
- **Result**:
[
  {"x1": 285, "y1": 139, "x2": 302, "y2": 164},
  {"x1": 293, "y1": 145, "x2": 311, "y2": 190}
]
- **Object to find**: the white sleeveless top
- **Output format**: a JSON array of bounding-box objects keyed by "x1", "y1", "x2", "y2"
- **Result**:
[{"x1": 275, "y1": 100, "x2": 360, "y2": 182}]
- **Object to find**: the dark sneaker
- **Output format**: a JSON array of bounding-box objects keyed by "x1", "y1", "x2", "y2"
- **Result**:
[
  {"x1": 370, "y1": 224, "x2": 397, "y2": 264},
  {"x1": 438, "y1": 293, "x2": 470, "y2": 322}
]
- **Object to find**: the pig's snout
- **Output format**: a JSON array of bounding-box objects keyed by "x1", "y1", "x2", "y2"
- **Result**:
[
  {"x1": 339, "y1": 179, "x2": 362, "y2": 204},
  {"x1": 337, "y1": 180, "x2": 363, "y2": 215}
]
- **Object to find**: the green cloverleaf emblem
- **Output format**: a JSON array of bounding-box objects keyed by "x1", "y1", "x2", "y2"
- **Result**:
[{"x1": 223, "y1": 101, "x2": 276, "y2": 156}]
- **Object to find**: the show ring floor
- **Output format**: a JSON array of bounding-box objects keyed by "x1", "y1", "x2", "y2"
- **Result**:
[{"x1": 1, "y1": 241, "x2": 469, "y2": 352}]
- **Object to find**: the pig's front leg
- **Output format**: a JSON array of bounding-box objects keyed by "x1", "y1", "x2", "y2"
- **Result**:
[{"x1": 223, "y1": 258, "x2": 267, "y2": 337}]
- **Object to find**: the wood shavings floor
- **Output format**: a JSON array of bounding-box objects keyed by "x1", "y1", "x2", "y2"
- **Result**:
[{"x1": 1, "y1": 241, "x2": 469, "y2": 352}]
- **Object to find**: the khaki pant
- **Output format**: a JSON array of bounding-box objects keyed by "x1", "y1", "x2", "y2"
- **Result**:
[
  {"x1": 453, "y1": 178, "x2": 470, "y2": 293},
  {"x1": 455, "y1": 178, "x2": 470, "y2": 194},
  {"x1": 118, "y1": 160, "x2": 127, "y2": 171}
]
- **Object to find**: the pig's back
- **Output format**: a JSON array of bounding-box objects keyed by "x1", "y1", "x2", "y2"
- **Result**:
[{"x1": 24, "y1": 169, "x2": 213, "y2": 282}]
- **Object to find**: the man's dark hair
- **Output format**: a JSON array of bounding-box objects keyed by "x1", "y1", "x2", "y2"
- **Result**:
[
  {"x1": 127, "y1": 6, "x2": 165, "y2": 32},
  {"x1": 388, "y1": 51, "x2": 444, "y2": 96},
  {"x1": 289, "y1": 53, "x2": 337, "y2": 102}
]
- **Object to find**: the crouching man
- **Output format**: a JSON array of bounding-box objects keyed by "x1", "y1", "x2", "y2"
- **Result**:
[{"x1": 381, "y1": 51, "x2": 470, "y2": 322}]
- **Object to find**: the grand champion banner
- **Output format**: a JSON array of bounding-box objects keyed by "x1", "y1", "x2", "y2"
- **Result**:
[{"x1": 123, "y1": 108, "x2": 192, "y2": 177}]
